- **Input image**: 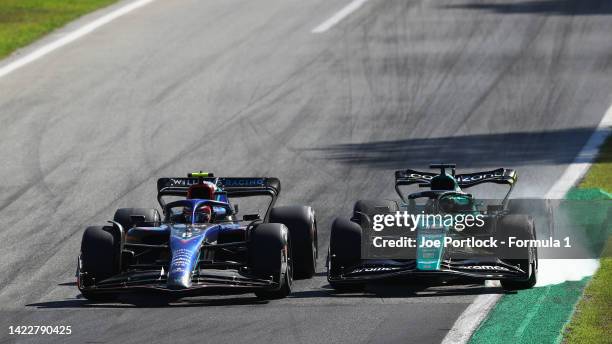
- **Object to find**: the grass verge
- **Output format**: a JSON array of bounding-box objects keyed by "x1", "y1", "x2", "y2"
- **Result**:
[
  {"x1": 470, "y1": 280, "x2": 589, "y2": 344},
  {"x1": 470, "y1": 136, "x2": 611, "y2": 344},
  {"x1": 563, "y1": 135, "x2": 612, "y2": 344},
  {"x1": 0, "y1": 0, "x2": 119, "y2": 59}
]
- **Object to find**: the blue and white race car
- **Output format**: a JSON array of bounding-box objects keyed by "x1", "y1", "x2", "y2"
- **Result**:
[{"x1": 77, "y1": 172, "x2": 318, "y2": 301}]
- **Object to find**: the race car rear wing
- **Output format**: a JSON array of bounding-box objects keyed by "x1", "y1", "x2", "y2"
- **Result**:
[
  {"x1": 395, "y1": 168, "x2": 517, "y2": 187},
  {"x1": 156, "y1": 175, "x2": 281, "y2": 210},
  {"x1": 394, "y1": 166, "x2": 517, "y2": 204}
]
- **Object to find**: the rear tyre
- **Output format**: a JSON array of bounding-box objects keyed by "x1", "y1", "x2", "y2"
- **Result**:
[
  {"x1": 250, "y1": 224, "x2": 292, "y2": 299},
  {"x1": 496, "y1": 215, "x2": 538, "y2": 290},
  {"x1": 352, "y1": 199, "x2": 399, "y2": 225},
  {"x1": 113, "y1": 208, "x2": 161, "y2": 231},
  {"x1": 507, "y1": 199, "x2": 552, "y2": 236},
  {"x1": 79, "y1": 226, "x2": 119, "y2": 301},
  {"x1": 328, "y1": 218, "x2": 364, "y2": 291},
  {"x1": 269, "y1": 206, "x2": 317, "y2": 279}
]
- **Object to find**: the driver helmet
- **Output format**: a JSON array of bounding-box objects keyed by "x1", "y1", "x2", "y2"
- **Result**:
[
  {"x1": 183, "y1": 205, "x2": 212, "y2": 223},
  {"x1": 438, "y1": 194, "x2": 474, "y2": 213}
]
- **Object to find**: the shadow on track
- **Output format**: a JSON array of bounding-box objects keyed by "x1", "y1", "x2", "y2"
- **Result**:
[
  {"x1": 308, "y1": 127, "x2": 610, "y2": 169},
  {"x1": 290, "y1": 281, "x2": 506, "y2": 299},
  {"x1": 444, "y1": 0, "x2": 612, "y2": 16},
  {"x1": 27, "y1": 291, "x2": 268, "y2": 309},
  {"x1": 30, "y1": 283, "x2": 507, "y2": 308},
  {"x1": 28, "y1": 276, "x2": 514, "y2": 309}
]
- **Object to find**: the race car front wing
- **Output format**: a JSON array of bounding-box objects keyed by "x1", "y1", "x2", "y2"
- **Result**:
[
  {"x1": 328, "y1": 258, "x2": 531, "y2": 284},
  {"x1": 78, "y1": 268, "x2": 278, "y2": 296}
]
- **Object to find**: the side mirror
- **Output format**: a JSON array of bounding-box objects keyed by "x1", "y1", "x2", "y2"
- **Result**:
[{"x1": 243, "y1": 214, "x2": 260, "y2": 221}]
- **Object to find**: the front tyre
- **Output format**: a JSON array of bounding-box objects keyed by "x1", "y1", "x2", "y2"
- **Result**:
[
  {"x1": 249, "y1": 223, "x2": 292, "y2": 299},
  {"x1": 496, "y1": 215, "x2": 538, "y2": 290},
  {"x1": 79, "y1": 226, "x2": 119, "y2": 301},
  {"x1": 501, "y1": 261, "x2": 537, "y2": 291},
  {"x1": 328, "y1": 218, "x2": 364, "y2": 292}
]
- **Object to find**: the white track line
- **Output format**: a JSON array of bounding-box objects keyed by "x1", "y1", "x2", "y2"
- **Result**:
[
  {"x1": 546, "y1": 104, "x2": 612, "y2": 199},
  {"x1": 441, "y1": 101, "x2": 612, "y2": 344},
  {"x1": 0, "y1": 0, "x2": 155, "y2": 79},
  {"x1": 312, "y1": 0, "x2": 369, "y2": 33},
  {"x1": 441, "y1": 281, "x2": 501, "y2": 344}
]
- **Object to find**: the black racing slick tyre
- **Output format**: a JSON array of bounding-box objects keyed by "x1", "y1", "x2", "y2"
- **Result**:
[
  {"x1": 496, "y1": 215, "x2": 538, "y2": 290},
  {"x1": 507, "y1": 199, "x2": 553, "y2": 236},
  {"x1": 352, "y1": 199, "x2": 399, "y2": 225},
  {"x1": 269, "y1": 206, "x2": 317, "y2": 279},
  {"x1": 501, "y1": 261, "x2": 537, "y2": 291},
  {"x1": 328, "y1": 218, "x2": 364, "y2": 291},
  {"x1": 249, "y1": 223, "x2": 292, "y2": 299},
  {"x1": 79, "y1": 226, "x2": 119, "y2": 301},
  {"x1": 113, "y1": 208, "x2": 161, "y2": 231}
]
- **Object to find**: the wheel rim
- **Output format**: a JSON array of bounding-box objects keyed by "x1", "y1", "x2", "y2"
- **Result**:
[
  {"x1": 312, "y1": 240, "x2": 317, "y2": 269},
  {"x1": 286, "y1": 235, "x2": 293, "y2": 288},
  {"x1": 312, "y1": 219, "x2": 318, "y2": 270}
]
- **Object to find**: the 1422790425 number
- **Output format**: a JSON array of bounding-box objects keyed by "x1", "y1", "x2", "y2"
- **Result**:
[{"x1": 9, "y1": 325, "x2": 71, "y2": 335}]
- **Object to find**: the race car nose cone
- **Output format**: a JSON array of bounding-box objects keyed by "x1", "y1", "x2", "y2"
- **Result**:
[
  {"x1": 167, "y1": 225, "x2": 208, "y2": 290},
  {"x1": 167, "y1": 273, "x2": 192, "y2": 289}
]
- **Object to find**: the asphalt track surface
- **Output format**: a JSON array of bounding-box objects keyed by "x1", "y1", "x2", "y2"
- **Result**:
[{"x1": 0, "y1": 0, "x2": 611, "y2": 343}]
